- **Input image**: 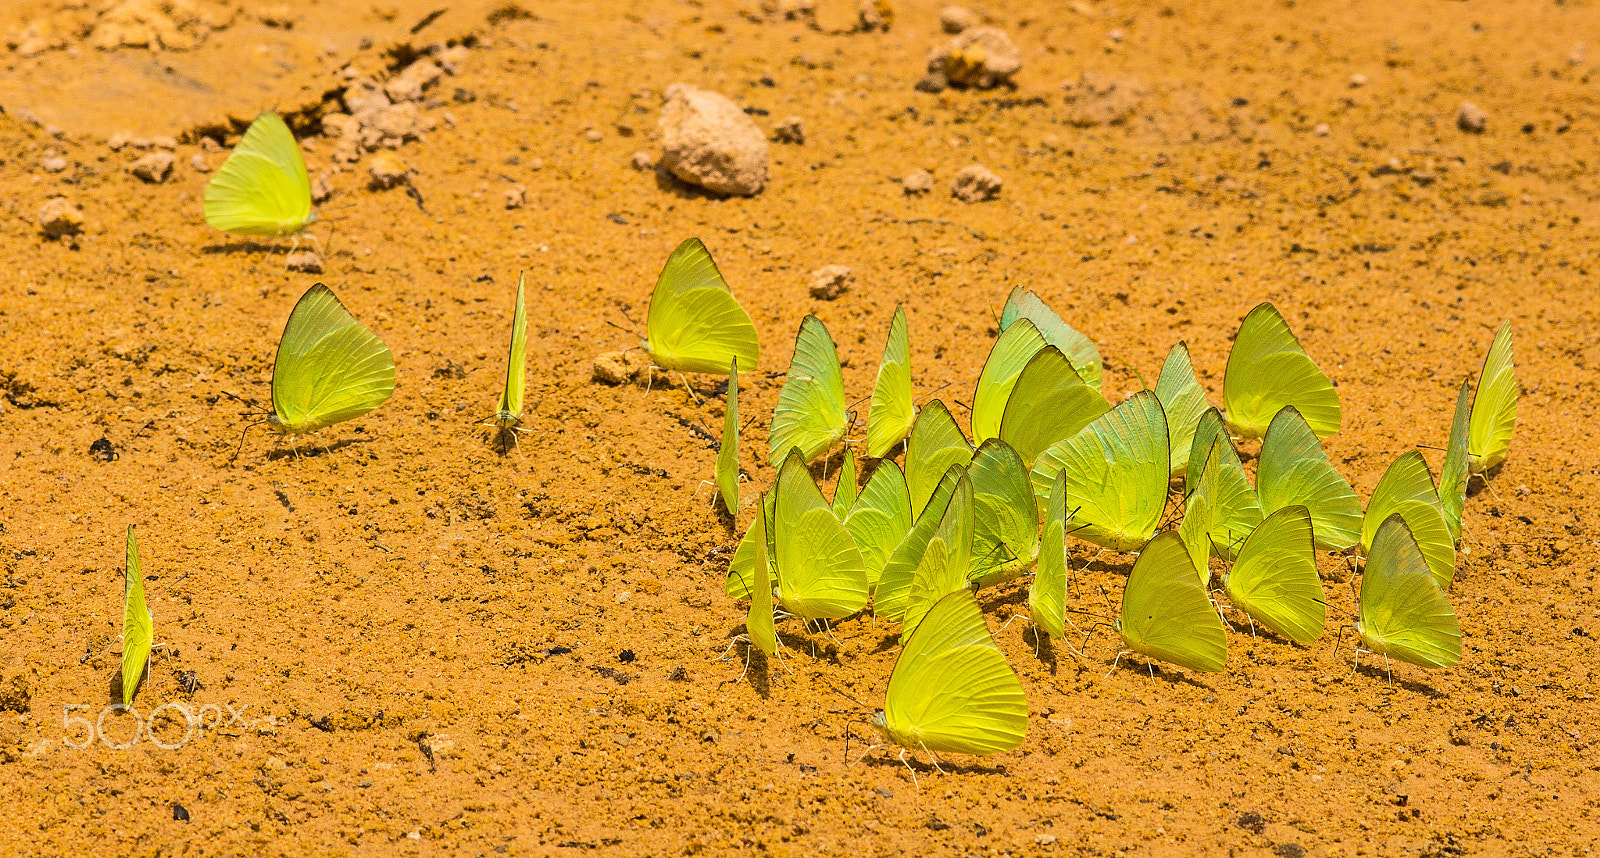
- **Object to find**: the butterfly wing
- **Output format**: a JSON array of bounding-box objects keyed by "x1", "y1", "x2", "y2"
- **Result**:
[
  {"x1": 904, "y1": 400, "x2": 975, "y2": 516},
  {"x1": 643, "y1": 238, "x2": 759, "y2": 375},
  {"x1": 882, "y1": 590, "x2": 1027, "y2": 755},
  {"x1": 725, "y1": 491, "x2": 778, "y2": 599},
  {"x1": 1029, "y1": 469, "x2": 1070, "y2": 640},
  {"x1": 745, "y1": 496, "x2": 778, "y2": 657},
  {"x1": 716, "y1": 360, "x2": 741, "y2": 515},
  {"x1": 120, "y1": 525, "x2": 153, "y2": 705},
  {"x1": 496, "y1": 275, "x2": 528, "y2": 425},
  {"x1": 1438, "y1": 379, "x2": 1472, "y2": 542},
  {"x1": 876, "y1": 465, "x2": 963, "y2": 621},
  {"x1": 1154, "y1": 342, "x2": 1211, "y2": 477},
  {"x1": 997, "y1": 346, "x2": 1110, "y2": 469},
  {"x1": 967, "y1": 439, "x2": 1040, "y2": 588},
  {"x1": 971, "y1": 318, "x2": 1047, "y2": 445},
  {"x1": 772, "y1": 450, "x2": 868, "y2": 620},
  {"x1": 832, "y1": 447, "x2": 858, "y2": 516},
  {"x1": 1467, "y1": 321, "x2": 1516, "y2": 475},
  {"x1": 1257, "y1": 406, "x2": 1361, "y2": 551},
  {"x1": 1362, "y1": 451, "x2": 1456, "y2": 588},
  {"x1": 1223, "y1": 302, "x2": 1340, "y2": 439},
  {"x1": 269, "y1": 284, "x2": 396, "y2": 434},
  {"x1": 1030, "y1": 391, "x2": 1169, "y2": 552},
  {"x1": 1222, "y1": 505, "x2": 1325, "y2": 645},
  {"x1": 1118, "y1": 531, "x2": 1228, "y2": 673},
  {"x1": 1185, "y1": 409, "x2": 1263, "y2": 559},
  {"x1": 1179, "y1": 439, "x2": 1221, "y2": 585},
  {"x1": 844, "y1": 460, "x2": 914, "y2": 589},
  {"x1": 1356, "y1": 515, "x2": 1462, "y2": 668},
  {"x1": 866, "y1": 306, "x2": 916, "y2": 458},
  {"x1": 203, "y1": 111, "x2": 317, "y2": 237},
  {"x1": 903, "y1": 471, "x2": 975, "y2": 640},
  {"x1": 769, "y1": 315, "x2": 849, "y2": 463},
  {"x1": 999, "y1": 286, "x2": 1102, "y2": 390}
]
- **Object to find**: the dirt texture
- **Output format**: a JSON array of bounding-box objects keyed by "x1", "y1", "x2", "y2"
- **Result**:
[{"x1": 2, "y1": 0, "x2": 1599, "y2": 855}]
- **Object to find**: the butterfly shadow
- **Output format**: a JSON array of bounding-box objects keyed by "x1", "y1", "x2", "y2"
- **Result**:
[
  {"x1": 1351, "y1": 661, "x2": 1447, "y2": 698},
  {"x1": 201, "y1": 240, "x2": 294, "y2": 256},
  {"x1": 1022, "y1": 626, "x2": 1059, "y2": 675},
  {"x1": 1108, "y1": 657, "x2": 1216, "y2": 690},
  {"x1": 862, "y1": 750, "x2": 1007, "y2": 780},
  {"x1": 261, "y1": 435, "x2": 373, "y2": 461}
]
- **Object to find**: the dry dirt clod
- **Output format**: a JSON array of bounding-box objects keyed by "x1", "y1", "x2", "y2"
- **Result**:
[
  {"x1": 311, "y1": 172, "x2": 335, "y2": 204},
  {"x1": 772, "y1": 116, "x2": 805, "y2": 144},
  {"x1": 951, "y1": 164, "x2": 1002, "y2": 202},
  {"x1": 809, "y1": 265, "x2": 853, "y2": 300},
  {"x1": 941, "y1": 5, "x2": 978, "y2": 33},
  {"x1": 285, "y1": 251, "x2": 323, "y2": 274},
  {"x1": 914, "y1": 71, "x2": 949, "y2": 93},
  {"x1": 857, "y1": 0, "x2": 893, "y2": 32},
  {"x1": 38, "y1": 197, "x2": 84, "y2": 238},
  {"x1": 367, "y1": 151, "x2": 412, "y2": 189},
  {"x1": 928, "y1": 26, "x2": 1022, "y2": 89},
  {"x1": 384, "y1": 59, "x2": 442, "y2": 103},
  {"x1": 130, "y1": 151, "x2": 175, "y2": 183},
  {"x1": 1060, "y1": 71, "x2": 1146, "y2": 126},
  {"x1": 658, "y1": 83, "x2": 769, "y2": 197},
  {"x1": 1457, "y1": 101, "x2": 1488, "y2": 133},
  {"x1": 902, "y1": 169, "x2": 934, "y2": 194},
  {"x1": 592, "y1": 351, "x2": 648, "y2": 385},
  {"x1": 505, "y1": 185, "x2": 527, "y2": 209},
  {"x1": 41, "y1": 155, "x2": 68, "y2": 173},
  {"x1": 630, "y1": 151, "x2": 656, "y2": 171}
]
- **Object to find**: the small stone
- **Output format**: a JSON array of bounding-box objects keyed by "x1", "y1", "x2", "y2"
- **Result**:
[
  {"x1": 130, "y1": 151, "x2": 175, "y2": 183},
  {"x1": 41, "y1": 156, "x2": 68, "y2": 173},
  {"x1": 941, "y1": 5, "x2": 978, "y2": 33},
  {"x1": 262, "y1": 755, "x2": 287, "y2": 772},
  {"x1": 505, "y1": 185, "x2": 527, "y2": 209},
  {"x1": 809, "y1": 265, "x2": 853, "y2": 300},
  {"x1": 1568, "y1": 42, "x2": 1586, "y2": 66},
  {"x1": 772, "y1": 116, "x2": 805, "y2": 144},
  {"x1": 38, "y1": 197, "x2": 84, "y2": 238},
  {"x1": 1035, "y1": 834, "x2": 1058, "y2": 846},
  {"x1": 367, "y1": 151, "x2": 411, "y2": 189},
  {"x1": 384, "y1": 59, "x2": 442, "y2": 103},
  {"x1": 951, "y1": 164, "x2": 1002, "y2": 202},
  {"x1": 658, "y1": 83, "x2": 769, "y2": 196},
  {"x1": 342, "y1": 77, "x2": 392, "y2": 117},
  {"x1": 857, "y1": 0, "x2": 893, "y2": 32},
  {"x1": 914, "y1": 71, "x2": 949, "y2": 93},
  {"x1": 902, "y1": 169, "x2": 934, "y2": 194},
  {"x1": 421, "y1": 733, "x2": 458, "y2": 759},
  {"x1": 592, "y1": 351, "x2": 647, "y2": 385},
  {"x1": 1313, "y1": 123, "x2": 1331, "y2": 136},
  {"x1": 928, "y1": 27, "x2": 1022, "y2": 89},
  {"x1": 1349, "y1": 73, "x2": 1368, "y2": 88},
  {"x1": 190, "y1": 154, "x2": 209, "y2": 172},
  {"x1": 584, "y1": 127, "x2": 604, "y2": 143},
  {"x1": 311, "y1": 172, "x2": 335, "y2": 204},
  {"x1": 630, "y1": 151, "x2": 656, "y2": 171},
  {"x1": 285, "y1": 251, "x2": 324, "y2": 274},
  {"x1": 1457, "y1": 101, "x2": 1488, "y2": 134},
  {"x1": 437, "y1": 45, "x2": 471, "y2": 75}
]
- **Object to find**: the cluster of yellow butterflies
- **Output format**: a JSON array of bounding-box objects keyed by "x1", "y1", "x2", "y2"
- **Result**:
[{"x1": 670, "y1": 237, "x2": 1516, "y2": 760}]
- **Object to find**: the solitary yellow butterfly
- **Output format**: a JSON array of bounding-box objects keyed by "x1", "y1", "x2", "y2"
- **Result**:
[{"x1": 204, "y1": 111, "x2": 318, "y2": 242}]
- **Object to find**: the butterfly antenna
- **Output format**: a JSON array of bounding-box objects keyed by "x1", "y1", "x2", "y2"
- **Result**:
[
  {"x1": 1129, "y1": 363, "x2": 1150, "y2": 390},
  {"x1": 229, "y1": 420, "x2": 268, "y2": 464},
  {"x1": 914, "y1": 381, "x2": 952, "y2": 408}
]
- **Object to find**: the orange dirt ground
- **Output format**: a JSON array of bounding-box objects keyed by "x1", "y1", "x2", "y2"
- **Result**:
[{"x1": 1, "y1": 0, "x2": 1598, "y2": 854}]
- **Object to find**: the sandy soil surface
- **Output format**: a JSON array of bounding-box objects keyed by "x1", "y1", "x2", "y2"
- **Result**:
[{"x1": 2, "y1": 0, "x2": 1598, "y2": 854}]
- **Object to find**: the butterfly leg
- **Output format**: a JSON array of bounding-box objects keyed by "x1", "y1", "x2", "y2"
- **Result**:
[
  {"x1": 674, "y1": 371, "x2": 702, "y2": 405},
  {"x1": 897, "y1": 748, "x2": 920, "y2": 790}
]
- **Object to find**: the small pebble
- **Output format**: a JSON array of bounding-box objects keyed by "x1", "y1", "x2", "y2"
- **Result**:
[
  {"x1": 583, "y1": 127, "x2": 604, "y2": 143},
  {"x1": 630, "y1": 151, "x2": 656, "y2": 171},
  {"x1": 902, "y1": 169, "x2": 933, "y2": 194},
  {"x1": 285, "y1": 251, "x2": 324, "y2": 274},
  {"x1": 929, "y1": 27, "x2": 1022, "y2": 89},
  {"x1": 38, "y1": 197, "x2": 85, "y2": 238},
  {"x1": 809, "y1": 265, "x2": 853, "y2": 300},
  {"x1": 658, "y1": 83, "x2": 769, "y2": 196},
  {"x1": 367, "y1": 151, "x2": 411, "y2": 189},
  {"x1": 41, "y1": 156, "x2": 68, "y2": 173},
  {"x1": 1568, "y1": 42, "x2": 1586, "y2": 66},
  {"x1": 505, "y1": 185, "x2": 527, "y2": 209},
  {"x1": 130, "y1": 151, "x2": 175, "y2": 183},
  {"x1": 1457, "y1": 101, "x2": 1488, "y2": 134},
  {"x1": 1313, "y1": 123, "x2": 1331, "y2": 136},
  {"x1": 772, "y1": 116, "x2": 805, "y2": 144},
  {"x1": 592, "y1": 351, "x2": 648, "y2": 385},
  {"x1": 940, "y1": 5, "x2": 978, "y2": 33},
  {"x1": 1349, "y1": 73, "x2": 1368, "y2": 88},
  {"x1": 951, "y1": 164, "x2": 1002, "y2": 202},
  {"x1": 311, "y1": 173, "x2": 335, "y2": 204},
  {"x1": 189, "y1": 154, "x2": 209, "y2": 172}
]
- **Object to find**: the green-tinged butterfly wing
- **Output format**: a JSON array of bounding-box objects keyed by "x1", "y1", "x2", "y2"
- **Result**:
[
  {"x1": 1257, "y1": 406, "x2": 1361, "y2": 551},
  {"x1": 971, "y1": 318, "x2": 1047, "y2": 445},
  {"x1": 769, "y1": 315, "x2": 849, "y2": 464},
  {"x1": 1154, "y1": 342, "x2": 1210, "y2": 477},
  {"x1": 1356, "y1": 515, "x2": 1462, "y2": 668},
  {"x1": 844, "y1": 460, "x2": 915, "y2": 589},
  {"x1": 1468, "y1": 321, "x2": 1516, "y2": 475},
  {"x1": 967, "y1": 439, "x2": 1040, "y2": 588},
  {"x1": 1438, "y1": 379, "x2": 1472, "y2": 542},
  {"x1": 997, "y1": 346, "x2": 1110, "y2": 468},
  {"x1": 866, "y1": 305, "x2": 916, "y2": 459},
  {"x1": 120, "y1": 525, "x2": 152, "y2": 705},
  {"x1": 1362, "y1": 451, "x2": 1456, "y2": 588},
  {"x1": 1222, "y1": 505, "x2": 1325, "y2": 645},
  {"x1": 904, "y1": 400, "x2": 974, "y2": 516},
  {"x1": 1223, "y1": 302, "x2": 1340, "y2": 439},
  {"x1": 1117, "y1": 531, "x2": 1228, "y2": 673},
  {"x1": 746, "y1": 496, "x2": 778, "y2": 657},
  {"x1": 772, "y1": 450, "x2": 869, "y2": 620},
  {"x1": 725, "y1": 492, "x2": 778, "y2": 599},
  {"x1": 1030, "y1": 391, "x2": 1169, "y2": 552},
  {"x1": 494, "y1": 275, "x2": 528, "y2": 428},
  {"x1": 999, "y1": 287, "x2": 1102, "y2": 390},
  {"x1": 1029, "y1": 469, "x2": 1070, "y2": 640},
  {"x1": 875, "y1": 589, "x2": 1028, "y2": 755},
  {"x1": 715, "y1": 359, "x2": 741, "y2": 515},
  {"x1": 1179, "y1": 439, "x2": 1221, "y2": 585},
  {"x1": 1186, "y1": 409, "x2": 1263, "y2": 559},
  {"x1": 203, "y1": 110, "x2": 317, "y2": 238},
  {"x1": 904, "y1": 471, "x2": 975, "y2": 639},
  {"x1": 833, "y1": 447, "x2": 858, "y2": 516},
  {"x1": 876, "y1": 465, "x2": 963, "y2": 621},
  {"x1": 268, "y1": 284, "x2": 396, "y2": 435},
  {"x1": 643, "y1": 238, "x2": 760, "y2": 375}
]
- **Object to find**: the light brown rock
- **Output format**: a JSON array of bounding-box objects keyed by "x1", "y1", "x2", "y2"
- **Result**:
[
  {"x1": 951, "y1": 164, "x2": 1002, "y2": 202},
  {"x1": 285, "y1": 251, "x2": 323, "y2": 274},
  {"x1": 505, "y1": 185, "x2": 527, "y2": 209},
  {"x1": 130, "y1": 151, "x2": 175, "y2": 183},
  {"x1": 384, "y1": 59, "x2": 442, "y2": 103},
  {"x1": 902, "y1": 169, "x2": 934, "y2": 194},
  {"x1": 1457, "y1": 101, "x2": 1487, "y2": 134},
  {"x1": 630, "y1": 151, "x2": 656, "y2": 171},
  {"x1": 772, "y1": 116, "x2": 805, "y2": 144},
  {"x1": 940, "y1": 6, "x2": 978, "y2": 33},
  {"x1": 809, "y1": 266, "x2": 853, "y2": 300},
  {"x1": 658, "y1": 84, "x2": 769, "y2": 196},
  {"x1": 592, "y1": 351, "x2": 648, "y2": 385},
  {"x1": 367, "y1": 151, "x2": 411, "y2": 189},
  {"x1": 929, "y1": 27, "x2": 1021, "y2": 89},
  {"x1": 38, "y1": 197, "x2": 84, "y2": 238}
]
